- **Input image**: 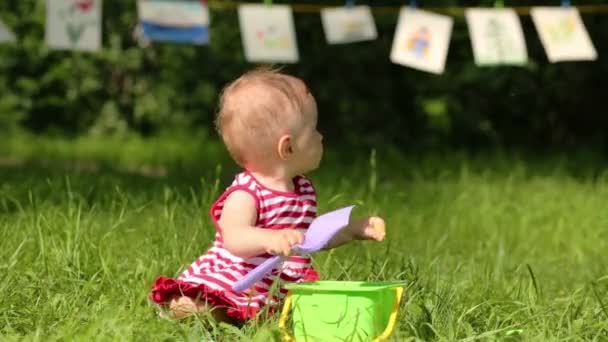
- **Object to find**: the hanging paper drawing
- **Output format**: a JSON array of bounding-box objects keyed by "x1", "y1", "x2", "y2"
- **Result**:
[
  {"x1": 320, "y1": 5, "x2": 377, "y2": 44},
  {"x1": 390, "y1": 8, "x2": 453, "y2": 74},
  {"x1": 137, "y1": 0, "x2": 210, "y2": 45},
  {"x1": 466, "y1": 8, "x2": 527, "y2": 66},
  {"x1": 407, "y1": 27, "x2": 430, "y2": 59},
  {"x1": 0, "y1": 19, "x2": 15, "y2": 43},
  {"x1": 544, "y1": 13, "x2": 576, "y2": 42},
  {"x1": 238, "y1": 4, "x2": 299, "y2": 63},
  {"x1": 258, "y1": 25, "x2": 290, "y2": 49},
  {"x1": 46, "y1": 0, "x2": 102, "y2": 51},
  {"x1": 531, "y1": 7, "x2": 596, "y2": 62}
]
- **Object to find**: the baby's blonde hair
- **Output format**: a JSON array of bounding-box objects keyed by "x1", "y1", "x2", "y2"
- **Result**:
[{"x1": 215, "y1": 67, "x2": 310, "y2": 168}]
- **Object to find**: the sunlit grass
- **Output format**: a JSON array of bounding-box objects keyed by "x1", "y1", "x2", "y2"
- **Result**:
[{"x1": 1, "y1": 134, "x2": 608, "y2": 341}]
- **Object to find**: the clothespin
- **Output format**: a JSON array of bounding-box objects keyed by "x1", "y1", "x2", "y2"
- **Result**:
[
  {"x1": 345, "y1": 0, "x2": 354, "y2": 8},
  {"x1": 494, "y1": 0, "x2": 504, "y2": 8},
  {"x1": 409, "y1": 0, "x2": 418, "y2": 9},
  {"x1": 264, "y1": 0, "x2": 272, "y2": 6},
  {"x1": 561, "y1": 0, "x2": 571, "y2": 7}
]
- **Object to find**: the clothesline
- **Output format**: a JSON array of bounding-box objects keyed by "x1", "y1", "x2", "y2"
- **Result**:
[
  {"x1": 19, "y1": 1, "x2": 600, "y2": 71},
  {"x1": 206, "y1": 1, "x2": 608, "y2": 15}
]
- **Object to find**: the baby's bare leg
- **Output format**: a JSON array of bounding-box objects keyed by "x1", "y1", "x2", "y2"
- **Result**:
[
  {"x1": 167, "y1": 296, "x2": 235, "y2": 323},
  {"x1": 168, "y1": 296, "x2": 202, "y2": 319}
]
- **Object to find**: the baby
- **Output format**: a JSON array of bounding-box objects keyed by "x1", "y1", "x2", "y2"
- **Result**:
[{"x1": 150, "y1": 67, "x2": 386, "y2": 323}]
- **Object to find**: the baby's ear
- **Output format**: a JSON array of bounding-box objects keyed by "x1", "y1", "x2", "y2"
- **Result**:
[{"x1": 277, "y1": 134, "x2": 292, "y2": 160}]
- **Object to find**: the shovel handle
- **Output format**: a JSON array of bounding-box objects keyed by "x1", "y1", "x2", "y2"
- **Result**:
[{"x1": 232, "y1": 255, "x2": 282, "y2": 293}]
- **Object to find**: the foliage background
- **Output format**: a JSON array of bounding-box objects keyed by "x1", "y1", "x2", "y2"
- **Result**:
[{"x1": 1, "y1": 0, "x2": 607, "y2": 151}]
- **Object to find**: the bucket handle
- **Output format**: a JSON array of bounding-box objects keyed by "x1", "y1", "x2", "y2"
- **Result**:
[
  {"x1": 278, "y1": 293, "x2": 295, "y2": 342},
  {"x1": 372, "y1": 286, "x2": 404, "y2": 342},
  {"x1": 278, "y1": 286, "x2": 405, "y2": 342}
]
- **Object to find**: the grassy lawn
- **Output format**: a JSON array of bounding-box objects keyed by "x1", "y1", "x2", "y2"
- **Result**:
[{"x1": 1, "y1": 134, "x2": 608, "y2": 341}]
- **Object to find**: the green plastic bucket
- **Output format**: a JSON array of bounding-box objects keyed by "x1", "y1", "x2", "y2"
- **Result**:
[{"x1": 279, "y1": 281, "x2": 405, "y2": 342}]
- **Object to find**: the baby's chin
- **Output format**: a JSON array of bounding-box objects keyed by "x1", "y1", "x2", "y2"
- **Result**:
[
  {"x1": 294, "y1": 154, "x2": 323, "y2": 175},
  {"x1": 305, "y1": 160, "x2": 322, "y2": 174}
]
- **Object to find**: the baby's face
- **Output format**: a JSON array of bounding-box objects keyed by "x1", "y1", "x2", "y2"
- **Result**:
[{"x1": 292, "y1": 94, "x2": 323, "y2": 174}]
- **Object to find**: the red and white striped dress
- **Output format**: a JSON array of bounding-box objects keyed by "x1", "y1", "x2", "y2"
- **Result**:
[{"x1": 150, "y1": 171, "x2": 319, "y2": 320}]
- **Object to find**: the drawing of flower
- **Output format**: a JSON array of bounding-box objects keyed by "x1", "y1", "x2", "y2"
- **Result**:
[{"x1": 74, "y1": 0, "x2": 95, "y2": 13}]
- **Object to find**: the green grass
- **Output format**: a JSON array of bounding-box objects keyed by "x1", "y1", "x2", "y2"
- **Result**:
[{"x1": 1, "y1": 134, "x2": 608, "y2": 341}]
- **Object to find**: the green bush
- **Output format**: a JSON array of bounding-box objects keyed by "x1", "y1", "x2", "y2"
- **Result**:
[{"x1": 1, "y1": 0, "x2": 607, "y2": 150}]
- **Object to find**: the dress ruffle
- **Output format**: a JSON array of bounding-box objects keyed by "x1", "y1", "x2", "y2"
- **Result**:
[
  {"x1": 150, "y1": 268, "x2": 320, "y2": 321},
  {"x1": 150, "y1": 276, "x2": 257, "y2": 320},
  {"x1": 301, "y1": 268, "x2": 320, "y2": 282}
]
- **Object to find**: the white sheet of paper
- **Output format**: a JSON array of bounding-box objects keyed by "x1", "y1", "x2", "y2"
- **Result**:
[
  {"x1": 46, "y1": 0, "x2": 102, "y2": 51},
  {"x1": 238, "y1": 4, "x2": 299, "y2": 63},
  {"x1": 320, "y1": 5, "x2": 377, "y2": 44},
  {"x1": 531, "y1": 7, "x2": 597, "y2": 62},
  {"x1": 0, "y1": 20, "x2": 16, "y2": 43},
  {"x1": 390, "y1": 8, "x2": 453, "y2": 74},
  {"x1": 466, "y1": 8, "x2": 528, "y2": 66}
]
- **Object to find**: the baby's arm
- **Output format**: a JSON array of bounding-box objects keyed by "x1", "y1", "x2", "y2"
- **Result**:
[
  {"x1": 219, "y1": 191, "x2": 304, "y2": 259},
  {"x1": 322, "y1": 216, "x2": 386, "y2": 250}
]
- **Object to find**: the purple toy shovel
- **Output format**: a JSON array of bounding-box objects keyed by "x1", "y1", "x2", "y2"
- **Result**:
[{"x1": 232, "y1": 205, "x2": 355, "y2": 293}]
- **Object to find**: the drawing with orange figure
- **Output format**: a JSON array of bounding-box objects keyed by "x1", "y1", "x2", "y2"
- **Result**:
[{"x1": 407, "y1": 26, "x2": 430, "y2": 59}]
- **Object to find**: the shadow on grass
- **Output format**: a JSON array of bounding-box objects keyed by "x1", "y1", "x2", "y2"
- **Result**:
[
  {"x1": 0, "y1": 158, "x2": 240, "y2": 215},
  {"x1": 2, "y1": 142, "x2": 608, "y2": 215}
]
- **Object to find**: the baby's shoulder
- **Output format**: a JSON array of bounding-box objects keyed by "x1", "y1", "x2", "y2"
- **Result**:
[
  {"x1": 231, "y1": 171, "x2": 253, "y2": 186},
  {"x1": 221, "y1": 171, "x2": 261, "y2": 198}
]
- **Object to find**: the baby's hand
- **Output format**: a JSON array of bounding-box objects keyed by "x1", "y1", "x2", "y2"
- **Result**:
[
  {"x1": 265, "y1": 230, "x2": 305, "y2": 256},
  {"x1": 356, "y1": 216, "x2": 386, "y2": 242}
]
